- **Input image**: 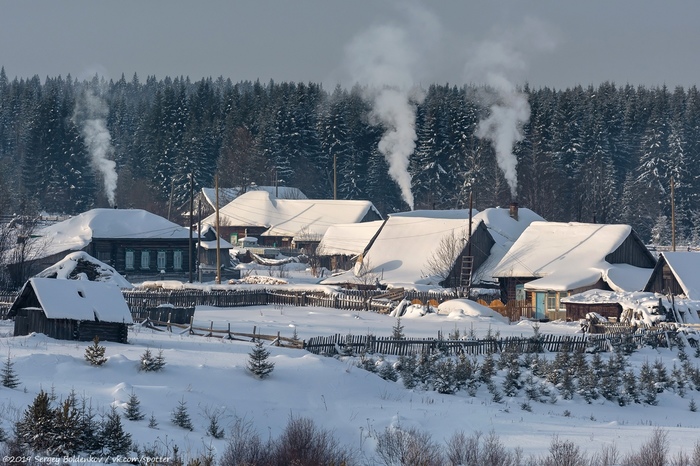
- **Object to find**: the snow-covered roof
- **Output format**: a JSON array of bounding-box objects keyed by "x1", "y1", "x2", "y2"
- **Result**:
[
  {"x1": 203, "y1": 190, "x2": 382, "y2": 240},
  {"x1": 492, "y1": 222, "x2": 653, "y2": 292},
  {"x1": 315, "y1": 220, "x2": 385, "y2": 257},
  {"x1": 653, "y1": 251, "x2": 700, "y2": 300},
  {"x1": 197, "y1": 225, "x2": 233, "y2": 250},
  {"x1": 17, "y1": 277, "x2": 133, "y2": 323},
  {"x1": 32, "y1": 209, "x2": 194, "y2": 259},
  {"x1": 34, "y1": 251, "x2": 134, "y2": 289},
  {"x1": 201, "y1": 186, "x2": 307, "y2": 209},
  {"x1": 321, "y1": 206, "x2": 542, "y2": 289}
]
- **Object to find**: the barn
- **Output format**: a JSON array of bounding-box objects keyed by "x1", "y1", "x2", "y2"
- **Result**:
[{"x1": 8, "y1": 278, "x2": 133, "y2": 343}]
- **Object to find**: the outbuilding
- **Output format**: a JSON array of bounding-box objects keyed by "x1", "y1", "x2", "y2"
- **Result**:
[{"x1": 8, "y1": 278, "x2": 133, "y2": 343}]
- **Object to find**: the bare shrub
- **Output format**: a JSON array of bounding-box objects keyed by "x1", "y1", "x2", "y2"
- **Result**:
[
  {"x1": 621, "y1": 428, "x2": 668, "y2": 466},
  {"x1": 219, "y1": 417, "x2": 272, "y2": 466},
  {"x1": 375, "y1": 425, "x2": 443, "y2": 466},
  {"x1": 271, "y1": 415, "x2": 356, "y2": 466},
  {"x1": 589, "y1": 443, "x2": 619, "y2": 466},
  {"x1": 445, "y1": 430, "x2": 481, "y2": 466},
  {"x1": 480, "y1": 430, "x2": 513, "y2": 466},
  {"x1": 541, "y1": 435, "x2": 588, "y2": 466}
]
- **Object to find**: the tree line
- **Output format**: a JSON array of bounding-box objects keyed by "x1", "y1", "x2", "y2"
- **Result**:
[{"x1": 1, "y1": 67, "x2": 698, "y2": 245}]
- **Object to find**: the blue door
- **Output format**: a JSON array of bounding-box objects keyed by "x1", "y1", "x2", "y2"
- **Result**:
[{"x1": 535, "y1": 292, "x2": 546, "y2": 320}]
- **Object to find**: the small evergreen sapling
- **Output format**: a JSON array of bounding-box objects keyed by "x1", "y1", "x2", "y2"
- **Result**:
[
  {"x1": 148, "y1": 412, "x2": 158, "y2": 429},
  {"x1": 102, "y1": 405, "x2": 133, "y2": 456},
  {"x1": 1, "y1": 352, "x2": 20, "y2": 388},
  {"x1": 124, "y1": 391, "x2": 145, "y2": 421},
  {"x1": 85, "y1": 336, "x2": 107, "y2": 366},
  {"x1": 172, "y1": 398, "x2": 194, "y2": 430},
  {"x1": 247, "y1": 340, "x2": 275, "y2": 379},
  {"x1": 140, "y1": 348, "x2": 166, "y2": 372}
]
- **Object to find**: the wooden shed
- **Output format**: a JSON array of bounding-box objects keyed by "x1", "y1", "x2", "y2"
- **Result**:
[{"x1": 8, "y1": 278, "x2": 133, "y2": 343}]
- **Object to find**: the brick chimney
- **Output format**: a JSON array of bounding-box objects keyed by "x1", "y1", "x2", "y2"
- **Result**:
[{"x1": 509, "y1": 202, "x2": 519, "y2": 221}]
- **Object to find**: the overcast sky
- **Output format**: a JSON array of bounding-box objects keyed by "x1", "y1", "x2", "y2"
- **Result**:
[{"x1": 2, "y1": 0, "x2": 699, "y2": 91}]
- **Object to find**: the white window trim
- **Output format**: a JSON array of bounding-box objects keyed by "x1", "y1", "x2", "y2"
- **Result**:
[
  {"x1": 157, "y1": 250, "x2": 167, "y2": 270},
  {"x1": 173, "y1": 250, "x2": 183, "y2": 270},
  {"x1": 125, "y1": 250, "x2": 134, "y2": 270},
  {"x1": 141, "y1": 250, "x2": 150, "y2": 269}
]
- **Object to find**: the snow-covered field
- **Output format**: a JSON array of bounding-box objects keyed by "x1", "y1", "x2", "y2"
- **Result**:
[{"x1": 3, "y1": 264, "x2": 700, "y2": 464}]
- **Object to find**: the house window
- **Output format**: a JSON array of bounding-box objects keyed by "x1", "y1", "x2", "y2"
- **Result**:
[
  {"x1": 125, "y1": 250, "x2": 134, "y2": 270},
  {"x1": 141, "y1": 250, "x2": 150, "y2": 269},
  {"x1": 547, "y1": 292, "x2": 558, "y2": 311},
  {"x1": 157, "y1": 251, "x2": 167, "y2": 270},
  {"x1": 173, "y1": 250, "x2": 183, "y2": 270},
  {"x1": 97, "y1": 251, "x2": 111, "y2": 264}
]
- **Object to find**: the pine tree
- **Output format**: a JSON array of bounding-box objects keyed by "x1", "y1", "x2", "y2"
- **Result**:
[
  {"x1": 78, "y1": 395, "x2": 101, "y2": 453},
  {"x1": 15, "y1": 390, "x2": 54, "y2": 453},
  {"x1": 148, "y1": 412, "x2": 158, "y2": 429},
  {"x1": 140, "y1": 347, "x2": 166, "y2": 372},
  {"x1": 171, "y1": 398, "x2": 194, "y2": 431},
  {"x1": 391, "y1": 317, "x2": 405, "y2": 340},
  {"x1": 84, "y1": 336, "x2": 107, "y2": 366},
  {"x1": 396, "y1": 354, "x2": 418, "y2": 389},
  {"x1": 247, "y1": 340, "x2": 275, "y2": 379},
  {"x1": 433, "y1": 358, "x2": 456, "y2": 394},
  {"x1": 101, "y1": 405, "x2": 133, "y2": 456},
  {"x1": 124, "y1": 391, "x2": 145, "y2": 421},
  {"x1": 377, "y1": 358, "x2": 398, "y2": 382},
  {"x1": 1, "y1": 352, "x2": 20, "y2": 388},
  {"x1": 52, "y1": 395, "x2": 81, "y2": 456}
]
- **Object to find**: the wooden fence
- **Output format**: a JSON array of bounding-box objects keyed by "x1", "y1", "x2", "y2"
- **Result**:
[
  {"x1": 139, "y1": 318, "x2": 303, "y2": 349},
  {"x1": 123, "y1": 288, "x2": 419, "y2": 315},
  {"x1": 304, "y1": 328, "x2": 673, "y2": 357}
]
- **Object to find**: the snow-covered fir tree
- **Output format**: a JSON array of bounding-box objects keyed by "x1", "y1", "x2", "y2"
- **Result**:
[
  {"x1": 124, "y1": 391, "x2": 145, "y2": 421},
  {"x1": 1, "y1": 352, "x2": 20, "y2": 388},
  {"x1": 171, "y1": 398, "x2": 194, "y2": 430},
  {"x1": 247, "y1": 339, "x2": 275, "y2": 379},
  {"x1": 101, "y1": 405, "x2": 133, "y2": 456},
  {"x1": 84, "y1": 336, "x2": 107, "y2": 366}
]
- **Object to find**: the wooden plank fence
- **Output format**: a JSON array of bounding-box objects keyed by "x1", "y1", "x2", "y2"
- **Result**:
[
  {"x1": 139, "y1": 318, "x2": 304, "y2": 349},
  {"x1": 304, "y1": 328, "x2": 673, "y2": 357}
]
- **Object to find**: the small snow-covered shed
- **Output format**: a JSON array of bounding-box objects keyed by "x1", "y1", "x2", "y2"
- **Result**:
[
  {"x1": 643, "y1": 251, "x2": 700, "y2": 299},
  {"x1": 8, "y1": 278, "x2": 133, "y2": 343}
]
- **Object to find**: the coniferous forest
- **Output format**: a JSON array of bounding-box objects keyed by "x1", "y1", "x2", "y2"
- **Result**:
[{"x1": 0, "y1": 67, "x2": 698, "y2": 246}]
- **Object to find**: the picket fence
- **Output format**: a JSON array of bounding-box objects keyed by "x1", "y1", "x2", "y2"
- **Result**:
[
  {"x1": 122, "y1": 288, "x2": 440, "y2": 315},
  {"x1": 304, "y1": 328, "x2": 674, "y2": 357}
]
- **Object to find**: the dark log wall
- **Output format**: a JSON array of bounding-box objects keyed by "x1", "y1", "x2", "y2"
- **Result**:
[
  {"x1": 606, "y1": 233, "x2": 656, "y2": 268},
  {"x1": 13, "y1": 309, "x2": 128, "y2": 343}
]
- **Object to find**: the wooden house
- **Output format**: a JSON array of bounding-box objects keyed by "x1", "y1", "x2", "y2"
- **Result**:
[
  {"x1": 315, "y1": 220, "x2": 385, "y2": 271},
  {"x1": 493, "y1": 222, "x2": 656, "y2": 320},
  {"x1": 182, "y1": 185, "x2": 307, "y2": 221},
  {"x1": 321, "y1": 205, "x2": 543, "y2": 290},
  {"x1": 643, "y1": 251, "x2": 700, "y2": 299},
  {"x1": 14, "y1": 209, "x2": 198, "y2": 281},
  {"x1": 203, "y1": 190, "x2": 382, "y2": 251},
  {"x1": 8, "y1": 278, "x2": 133, "y2": 343}
]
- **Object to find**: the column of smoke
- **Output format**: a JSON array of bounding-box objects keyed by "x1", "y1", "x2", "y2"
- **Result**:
[
  {"x1": 469, "y1": 20, "x2": 556, "y2": 200},
  {"x1": 475, "y1": 75, "x2": 530, "y2": 200},
  {"x1": 73, "y1": 90, "x2": 118, "y2": 207},
  {"x1": 344, "y1": 7, "x2": 439, "y2": 210}
]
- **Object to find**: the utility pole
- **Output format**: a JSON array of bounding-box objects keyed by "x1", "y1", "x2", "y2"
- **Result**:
[
  {"x1": 671, "y1": 177, "x2": 676, "y2": 252},
  {"x1": 188, "y1": 173, "x2": 194, "y2": 283},
  {"x1": 215, "y1": 174, "x2": 221, "y2": 285},
  {"x1": 334, "y1": 153, "x2": 337, "y2": 200}
]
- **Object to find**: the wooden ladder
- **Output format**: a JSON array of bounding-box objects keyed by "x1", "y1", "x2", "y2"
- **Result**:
[{"x1": 460, "y1": 255, "x2": 474, "y2": 288}]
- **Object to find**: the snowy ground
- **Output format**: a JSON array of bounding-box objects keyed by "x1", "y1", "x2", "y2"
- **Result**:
[{"x1": 3, "y1": 264, "x2": 700, "y2": 464}]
